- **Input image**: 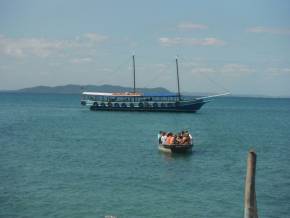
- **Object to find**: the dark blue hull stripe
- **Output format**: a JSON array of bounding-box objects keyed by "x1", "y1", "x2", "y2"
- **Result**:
[{"x1": 90, "y1": 102, "x2": 206, "y2": 112}]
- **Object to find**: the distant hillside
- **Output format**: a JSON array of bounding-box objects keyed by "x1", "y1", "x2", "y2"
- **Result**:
[{"x1": 16, "y1": 84, "x2": 172, "y2": 94}]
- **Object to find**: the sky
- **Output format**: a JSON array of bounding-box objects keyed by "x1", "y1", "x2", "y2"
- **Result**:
[{"x1": 0, "y1": 0, "x2": 290, "y2": 96}]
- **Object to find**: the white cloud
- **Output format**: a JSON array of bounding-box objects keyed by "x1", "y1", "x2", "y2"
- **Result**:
[
  {"x1": 0, "y1": 33, "x2": 108, "y2": 58},
  {"x1": 266, "y1": 67, "x2": 290, "y2": 75},
  {"x1": 203, "y1": 38, "x2": 225, "y2": 46},
  {"x1": 191, "y1": 67, "x2": 216, "y2": 74},
  {"x1": 220, "y1": 64, "x2": 255, "y2": 75},
  {"x1": 0, "y1": 35, "x2": 69, "y2": 58},
  {"x1": 70, "y1": 57, "x2": 93, "y2": 64},
  {"x1": 185, "y1": 62, "x2": 255, "y2": 77},
  {"x1": 83, "y1": 33, "x2": 108, "y2": 43},
  {"x1": 177, "y1": 22, "x2": 208, "y2": 30},
  {"x1": 159, "y1": 37, "x2": 225, "y2": 46},
  {"x1": 247, "y1": 26, "x2": 290, "y2": 35}
]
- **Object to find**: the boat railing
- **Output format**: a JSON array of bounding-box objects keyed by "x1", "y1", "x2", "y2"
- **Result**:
[{"x1": 91, "y1": 100, "x2": 188, "y2": 107}]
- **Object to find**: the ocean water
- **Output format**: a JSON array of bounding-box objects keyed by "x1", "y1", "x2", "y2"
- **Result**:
[{"x1": 0, "y1": 93, "x2": 289, "y2": 218}]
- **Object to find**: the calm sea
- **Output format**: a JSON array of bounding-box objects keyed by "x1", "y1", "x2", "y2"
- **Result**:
[{"x1": 0, "y1": 93, "x2": 289, "y2": 218}]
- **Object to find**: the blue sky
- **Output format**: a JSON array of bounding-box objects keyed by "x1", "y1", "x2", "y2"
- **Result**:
[{"x1": 0, "y1": 0, "x2": 290, "y2": 96}]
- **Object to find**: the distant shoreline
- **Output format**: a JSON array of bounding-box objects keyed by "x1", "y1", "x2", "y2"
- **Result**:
[
  {"x1": 0, "y1": 92, "x2": 289, "y2": 99},
  {"x1": 0, "y1": 84, "x2": 289, "y2": 98}
]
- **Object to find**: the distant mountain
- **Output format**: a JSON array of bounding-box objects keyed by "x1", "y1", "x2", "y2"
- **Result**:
[
  {"x1": 15, "y1": 84, "x2": 172, "y2": 94},
  {"x1": 5, "y1": 85, "x2": 288, "y2": 98}
]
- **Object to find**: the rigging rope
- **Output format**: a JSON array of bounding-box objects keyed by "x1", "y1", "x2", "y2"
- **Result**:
[
  {"x1": 96, "y1": 56, "x2": 132, "y2": 86},
  {"x1": 178, "y1": 56, "x2": 231, "y2": 94}
]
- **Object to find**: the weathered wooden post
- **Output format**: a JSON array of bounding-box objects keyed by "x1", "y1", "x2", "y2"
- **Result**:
[{"x1": 244, "y1": 150, "x2": 258, "y2": 218}]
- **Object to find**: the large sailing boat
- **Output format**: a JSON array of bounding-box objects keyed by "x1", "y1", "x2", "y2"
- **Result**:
[{"x1": 81, "y1": 56, "x2": 228, "y2": 112}]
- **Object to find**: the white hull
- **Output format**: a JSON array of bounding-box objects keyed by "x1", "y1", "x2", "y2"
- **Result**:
[{"x1": 158, "y1": 145, "x2": 172, "y2": 153}]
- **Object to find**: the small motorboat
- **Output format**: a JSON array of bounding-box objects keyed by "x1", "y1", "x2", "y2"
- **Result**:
[
  {"x1": 158, "y1": 143, "x2": 193, "y2": 153},
  {"x1": 158, "y1": 131, "x2": 193, "y2": 153}
]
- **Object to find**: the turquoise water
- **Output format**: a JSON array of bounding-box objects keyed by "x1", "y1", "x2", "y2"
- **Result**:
[{"x1": 0, "y1": 93, "x2": 289, "y2": 218}]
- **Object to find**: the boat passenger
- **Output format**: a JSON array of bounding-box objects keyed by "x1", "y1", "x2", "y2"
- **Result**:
[
  {"x1": 171, "y1": 134, "x2": 177, "y2": 144},
  {"x1": 167, "y1": 134, "x2": 176, "y2": 145},
  {"x1": 158, "y1": 131, "x2": 163, "y2": 144},
  {"x1": 175, "y1": 133, "x2": 183, "y2": 144},
  {"x1": 181, "y1": 133, "x2": 191, "y2": 145},
  {"x1": 189, "y1": 133, "x2": 193, "y2": 144},
  {"x1": 161, "y1": 132, "x2": 167, "y2": 145},
  {"x1": 184, "y1": 130, "x2": 193, "y2": 144},
  {"x1": 166, "y1": 133, "x2": 174, "y2": 144}
]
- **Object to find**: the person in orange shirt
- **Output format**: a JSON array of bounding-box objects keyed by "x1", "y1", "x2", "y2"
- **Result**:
[
  {"x1": 166, "y1": 132, "x2": 173, "y2": 144},
  {"x1": 169, "y1": 135, "x2": 176, "y2": 144},
  {"x1": 166, "y1": 133, "x2": 177, "y2": 145}
]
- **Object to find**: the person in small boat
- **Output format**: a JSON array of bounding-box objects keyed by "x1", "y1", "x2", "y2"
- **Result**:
[
  {"x1": 160, "y1": 132, "x2": 167, "y2": 145},
  {"x1": 175, "y1": 133, "x2": 183, "y2": 144},
  {"x1": 181, "y1": 133, "x2": 191, "y2": 144},
  {"x1": 158, "y1": 131, "x2": 163, "y2": 144},
  {"x1": 166, "y1": 132, "x2": 175, "y2": 145},
  {"x1": 165, "y1": 133, "x2": 171, "y2": 144},
  {"x1": 189, "y1": 133, "x2": 193, "y2": 144},
  {"x1": 184, "y1": 130, "x2": 193, "y2": 144},
  {"x1": 173, "y1": 134, "x2": 179, "y2": 144}
]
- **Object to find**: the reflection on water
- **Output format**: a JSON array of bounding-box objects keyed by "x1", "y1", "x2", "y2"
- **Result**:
[{"x1": 158, "y1": 149, "x2": 194, "y2": 162}]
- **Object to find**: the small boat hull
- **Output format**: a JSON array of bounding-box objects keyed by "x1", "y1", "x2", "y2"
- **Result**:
[{"x1": 158, "y1": 143, "x2": 193, "y2": 153}]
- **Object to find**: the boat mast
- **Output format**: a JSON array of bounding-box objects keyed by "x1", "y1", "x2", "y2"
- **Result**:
[
  {"x1": 176, "y1": 57, "x2": 181, "y2": 100},
  {"x1": 133, "y1": 55, "x2": 136, "y2": 93}
]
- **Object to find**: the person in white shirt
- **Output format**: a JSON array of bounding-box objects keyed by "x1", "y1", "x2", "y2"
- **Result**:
[
  {"x1": 189, "y1": 134, "x2": 193, "y2": 144},
  {"x1": 185, "y1": 131, "x2": 193, "y2": 144},
  {"x1": 160, "y1": 132, "x2": 167, "y2": 144}
]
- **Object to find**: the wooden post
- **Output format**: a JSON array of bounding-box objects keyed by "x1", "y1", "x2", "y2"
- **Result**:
[{"x1": 244, "y1": 150, "x2": 258, "y2": 218}]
